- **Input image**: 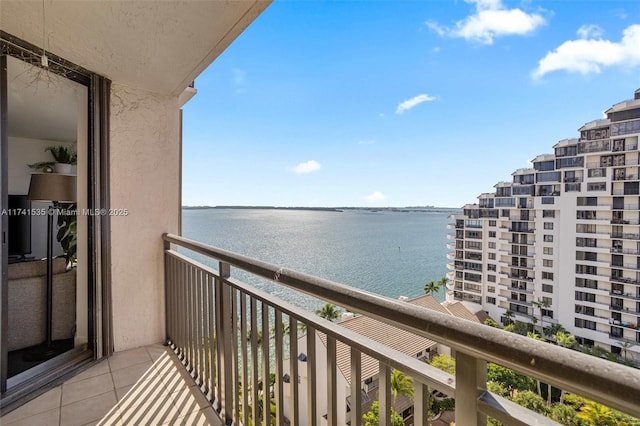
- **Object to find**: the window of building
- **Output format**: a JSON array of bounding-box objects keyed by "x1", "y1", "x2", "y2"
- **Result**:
[
  {"x1": 576, "y1": 264, "x2": 597, "y2": 275},
  {"x1": 543, "y1": 247, "x2": 553, "y2": 255},
  {"x1": 465, "y1": 219, "x2": 483, "y2": 228},
  {"x1": 542, "y1": 284, "x2": 553, "y2": 293},
  {"x1": 587, "y1": 168, "x2": 606, "y2": 178},
  {"x1": 489, "y1": 220, "x2": 496, "y2": 226},
  {"x1": 576, "y1": 224, "x2": 597, "y2": 234},
  {"x1": 465, "y1": 241, "x2": 482, "y2": 250},
  {"x1": 489, "y1": 231, "x2": 496, "y2": 238},
  {"x1": 576, "y1": 251, "x2": 598, "y2": 261},
  {"x1": 577, "y1": 211, "x2": 597, "y2": 220},
  {"x1": 542, "y1": 272, "x2": 554, "y2": 280},
  {"x1": 488, "y1": 242, "x2": 496, "y2": 249},
  {"x1": 587, "y1": 182, "x2": 606, "y2": 191},
  {"x1": 577, "y1": 197, "x2": 598, "y2": 206},
  {"x1": 487, "y1": 275, "x2": 496, "y2": 282},
  {"x1": 576, "y1": 278, "x2": 598, "y2": 289},
  {"x1": 534, "y1": 160, "x2": 555, "y2": 171},
  {"x1": 488, "y1": 286, "x2": 495, "y2": 293},
  {"x1": 543, "y1": 259, "x2": 553, "y2": 267},
  {"x1": 576, "y1": 237, "x2": 597, "y2": 247},
  {"x1": 575, "y1": 305, "x2": 595, "y2": 316},
  {"x1": 575, "y1": 291, "x2": 596, "y2": 302},
  {"x1": 542, "y1": 296, "x2": 552, "y2": 305},
  {"x1": 543, "y1": 235, "x2": 553, "y2": 242},
  {"x1": 510, "y1": 303, "x2": 529, "y2": 314},
  {"x1": 556, "y1": 156, "x2": 584, "y2": 169},
  {"x1": 486, "y1": 297, "x2": 496, "y2": 305},
  {"x1": 467, "y1": 231, "x2": 481, "y2": 239},
  {"x1": 544, "y1": 222, "x2": 554, "y2": 230},
  {"x1": 488, "y1": 252, "x2": 496, "y2": 260},
  {"x1": 541, "y1": 309, "x2": 553, "y2": 318},
  {"x1": 487, "y1": 264, "x2": 496, "y2": 272},
  {"x1": 575, "y1": 318, "x2": 596, "y2": 330},
  {"x1": 543, "y1": 210, "x2": 555, "y2": 218}
]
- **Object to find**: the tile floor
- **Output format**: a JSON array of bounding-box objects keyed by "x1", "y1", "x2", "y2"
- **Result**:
[{"x1": 0, "y1": 344, "x2": 222, "y2": 426}]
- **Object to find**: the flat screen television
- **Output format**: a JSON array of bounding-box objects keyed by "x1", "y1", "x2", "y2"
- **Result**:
[{"x1": 8, "y1": 194, "x2": 32, "y2": 257}]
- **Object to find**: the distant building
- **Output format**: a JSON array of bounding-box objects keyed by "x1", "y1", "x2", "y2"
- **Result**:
[
  {"x1": 447, "y1": 88, "x2": 640, "y2": 361},
  {"x1": 283, "y1": 294, "x2": 489, "y2": 425}
]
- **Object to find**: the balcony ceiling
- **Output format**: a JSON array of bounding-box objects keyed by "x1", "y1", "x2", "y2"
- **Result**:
[{"x1": 1, "y1": 0, "x2": 270, "y2": 95}]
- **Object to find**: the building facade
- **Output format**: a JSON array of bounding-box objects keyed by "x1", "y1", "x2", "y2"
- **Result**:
[{"x1": 447, "y1": 89, "x2": 640, "y2": 360}]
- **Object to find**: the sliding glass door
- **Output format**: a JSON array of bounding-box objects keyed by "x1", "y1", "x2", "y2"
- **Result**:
[{"x1": 0, "y1": 34, "x2": 111, "y2": 408}]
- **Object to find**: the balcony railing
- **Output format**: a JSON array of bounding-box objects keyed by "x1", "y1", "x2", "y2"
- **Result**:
[{"x1": 162, "y1": 233, "x2": 640, "y2": 425}]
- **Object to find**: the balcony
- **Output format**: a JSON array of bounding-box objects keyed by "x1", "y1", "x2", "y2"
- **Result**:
[
  {"x1": 611, "y1": 275, "x2": 639, "y2": 285},
  {"x1": 611, "y1": 218, "x2": 640, "y2": 225},
  {"x1": 2, "y1": 345, "x2": 222, "y2": 425},
  {"x1": 156, "y1": 234, "x2": 640, "y2": 425},
  {"x1": 613, "y1": 204, "x2": 640, "y2": 210},
  {"x1": 610, "y1": 290, "x2": 640, "y2": 301},
  {"x1": 11, "y1": 234, "x2": 639, "y2": 425},
  {"x1": 610, "y1": 232, "x2": 640, "y2": 240}
]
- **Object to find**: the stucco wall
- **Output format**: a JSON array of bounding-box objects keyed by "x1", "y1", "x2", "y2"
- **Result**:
[{"x1": 109, "y1": 83, "x2": 180, "y2": 350}]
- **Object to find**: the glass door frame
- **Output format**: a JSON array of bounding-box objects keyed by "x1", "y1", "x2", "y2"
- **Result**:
[{"x1": 0, "y1": 31, "x2": 112, "y2": 407}]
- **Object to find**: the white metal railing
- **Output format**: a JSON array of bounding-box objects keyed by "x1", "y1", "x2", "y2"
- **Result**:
[{"x1": 162, "y1": 234, "x2": 640, "y2": 425}]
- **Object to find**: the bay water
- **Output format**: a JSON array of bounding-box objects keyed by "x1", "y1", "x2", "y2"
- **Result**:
[{"x1": 181, "y1": 208, "x2": 455, "y2": 313}]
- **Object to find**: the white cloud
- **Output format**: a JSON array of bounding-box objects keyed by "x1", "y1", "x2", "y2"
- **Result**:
[
  {"x1": 290, "y1": 160, "x2": 321, "y2": 174},
  {"x1": 532, "y1": 24, "x2": 640, "y2": 79},
  {"x1": 577, "y1": 24, "x2": 603, "y2": 39},
  {"x1": 396, "y1": 94, "x2": 437, "y2": 115},
  {"x1": 613, "y1": 9, "x2": 628, "y2": 20},
  {"x1": 432, "y1": 46, "x2": 441, "y2": 53},
  {"x1": 364, "y1": 191, "x2": 387, "y2": 202},
  {"x1": 427, "y1": 0, "x2": 546, "y2": 45},
  {"x1": 426, "y1": 21, "x2": 446, "y2": 37}
]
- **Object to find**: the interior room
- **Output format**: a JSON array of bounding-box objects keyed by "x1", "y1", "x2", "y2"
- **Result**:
[{"x1": 5, "y1": 54, "x2": 88, "y2": 380}]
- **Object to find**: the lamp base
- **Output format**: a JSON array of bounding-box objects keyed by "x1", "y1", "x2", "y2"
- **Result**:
[{"x1": 23, "y1": 341, "x2": 68, "y2": 362}]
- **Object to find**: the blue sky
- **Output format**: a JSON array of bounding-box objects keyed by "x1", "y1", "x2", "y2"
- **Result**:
[{"x1": 182, "y1": 0, "x2": 640, "y2": 208}]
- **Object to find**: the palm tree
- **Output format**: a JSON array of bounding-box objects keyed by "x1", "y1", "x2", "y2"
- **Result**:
[
  {"x1": 424, "y1": 278, "x2": 445, "y2": 295},
  {"x1": 315, "y1": 303, "x2": 341, "y2": 322},
  {"x1": 247, "y1": 328, "x2": 263, "y2": 346},
  {"x1": 616, "y1": 340, "x2": 635, "y2": 361},
  {"x1": 532, "y1": 299, "x2": 550, "y2": 334},
  {"x1": 544, "y1": 323, "x2": 565, "y2": 339},
  {"x1": 503, "y1": 310, "x2": 514, "y2": 326},
  {"x1": 390, "y1": 369, "x2": 414, "y2": 401},
  {"x1": 270, "y1": 321, "x2": 290, "y2": 338}
]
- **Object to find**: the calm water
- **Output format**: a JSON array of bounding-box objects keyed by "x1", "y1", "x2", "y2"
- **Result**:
[{"x1": 181, "y1": 208, "x2": 454, "y2": 313}]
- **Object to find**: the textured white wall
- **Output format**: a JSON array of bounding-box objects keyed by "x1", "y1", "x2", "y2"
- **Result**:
[{"x1": 109, "y1": 83, "x2": 180, "y2": 350}]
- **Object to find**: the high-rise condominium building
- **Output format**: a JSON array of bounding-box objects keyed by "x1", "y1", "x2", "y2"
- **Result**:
[{"x1": 447, "y1": 89, "x2": 640, "y2": 360}]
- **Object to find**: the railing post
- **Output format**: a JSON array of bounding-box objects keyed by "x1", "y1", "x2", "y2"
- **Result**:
[
  {"x1": 349, "y1": 348, "x2": 362, "y2": 426},
  {"x1": 163, "y1": 237, "x2": 171, "y2": 345},
  {"x1": 378, "y1": 363, "x2": 391, "y2": 426},
  {"x1": 326, "y1": 336, "x2": 337, "y2": 426},
  {"x1": 215, "y1": 261, "x2": 232, "y2": 421},
  {"x1": 414, "y1": 383, "x2": 429, "y2": 426},
  {"x1": 455, "y1": 351, "x2": 487, "y2": 426}
]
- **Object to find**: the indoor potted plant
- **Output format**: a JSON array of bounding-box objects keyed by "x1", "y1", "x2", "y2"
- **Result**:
[
  {"x1": 29, "y1": 144, "x2": 77, "y2": 173},
  {"x1": 47, "y1": 145, "x2": 77, "y2": 173}
]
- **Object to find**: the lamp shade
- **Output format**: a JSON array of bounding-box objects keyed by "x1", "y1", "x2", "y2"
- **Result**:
[{"x1": 28, "y1": 173, "x2": 77, "y2": 202}]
